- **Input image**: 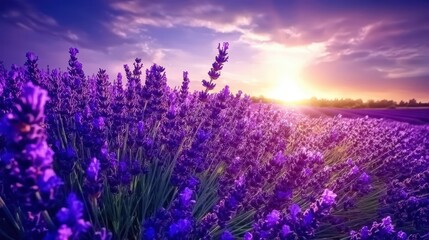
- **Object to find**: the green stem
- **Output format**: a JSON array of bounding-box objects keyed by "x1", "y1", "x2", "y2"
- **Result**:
[
  {"x1": 0, "y1": 196, "x2": 20, "y2": 230},
  {"x1": 34, "y1": 192, "x2": 56, "y2": 231}
]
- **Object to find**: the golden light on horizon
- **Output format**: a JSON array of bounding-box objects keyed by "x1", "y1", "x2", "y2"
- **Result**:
[
  {"x1": 267, "y1": 72, "x2": 309, "y2": 102},
  {"x1": 252, "y1": 42, "x2": 326, "y2": 102}
]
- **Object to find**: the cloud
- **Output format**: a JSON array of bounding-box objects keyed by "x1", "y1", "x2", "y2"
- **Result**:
[
  {"x1": 302, "y1": 54, "x2": 429, "y2": 101},
  {"x1": 108, "y1": 0, "x2": 254, "y2": 40},
  {"x1": 0, "y1": 0, "x2": 140, "y2": 52}
]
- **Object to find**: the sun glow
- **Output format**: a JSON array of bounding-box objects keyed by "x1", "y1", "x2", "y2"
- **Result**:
[
  {"x1": 249, "y1": 42, "x2": 325, "y2": 103},
  {"x1": 263, "y1": 57, "x2": 310, "y2": 102},
  {"x1": 268, "y1": 73, "x2": 308, "y2": 102}
]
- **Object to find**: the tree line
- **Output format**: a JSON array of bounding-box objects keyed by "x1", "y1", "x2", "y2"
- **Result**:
[{"x1": 251, "y1": 96, "x2": 429, "y2": 108}]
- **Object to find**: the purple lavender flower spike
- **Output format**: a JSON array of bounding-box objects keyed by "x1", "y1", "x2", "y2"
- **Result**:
[
  {"x1": 200, "y1": 42, "x2": 229, "y2": 100},
  {"x1": 179, "y1": 187, "x2": 194, "y2": 208},
  {"x1": 25, "y1": 52, "x2": 41, "y2": 85},
  {"x1": 179, "y1": 71, "x2": 190, "y2": 101},
  {"x1": 243, "y1": 232, "x2": 253, "y2": 240},
  {"x1": 55, "y1": 146, "x2": 77, "y2": 176},
  {"x1": 360, "y1": 226, "x2": 369, "y2": 239},
  {"x1": 350, "y1": 165, "x2": 360, "y2": 175},
  {"x1": 397, "y1": 231, "x2": 407, "y2": 240},
  {"x1": 220, "y1": 230, "x2": 234, "y2": 240},
  {"x1": 0, "y1": 82, "x2": 62, "y2": 211},
  {"x1": 320, "y1": 188, "x2": 337, "y2": 207},
  {"x1": 271, "y1": 151, "x2": 287, "y2": 166},
  {"x1": 87, "y1": 157, "x2": 100, "y2": 182},
  {"x1": 26, "y1": 52, "x2": 38, "y2": 62},
  {"x1": 144, "y1": 227, "x2": 156, "y2": 239},
  {"x1": 265, "y1": 209, "x2": 281, "y2": 227},
  {"x1": 168, "y1": 218, "x2": 192, "y2": 238},
  {"x1": 68, "y1": 47, "x2": 85, "y2": 79},
  {"x1": 289, "y1": 204, "x2": 301, "y2": 222},
  {"x1": 93, "y1": 116, "x2": 106, "y2": 130},
  {"x1": 350, "y1": 215, "x2": 406, "y2": 240},
  {"x1": 4, "y1": 81, "x2": 49, "y2": 144},
  {"x1": 381, "y1": 216, "x2": 394, "y2": 234},
  {"x1": 95, "y1": 68, "x2": 111, "y2": 119},
  {"x1": 358, "y1": 172, "x2": 370, "y2": 184},
  {"x1": 118, "y1": 161, "x2": 132, "y2": 185},
  {"x1": 55, "y1": 225, "x2": 73, "y2": 240},
  {"x1": 55, "y1": 193, "x2": 91, "y2": 237},
  {"x1": 281, "y1": 224, "x2": 292, "y2": 238}
]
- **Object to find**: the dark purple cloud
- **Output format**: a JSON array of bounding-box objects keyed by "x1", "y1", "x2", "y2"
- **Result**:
[{"x1": 0, "y1": 0, "x2": 139, "y2": 50}]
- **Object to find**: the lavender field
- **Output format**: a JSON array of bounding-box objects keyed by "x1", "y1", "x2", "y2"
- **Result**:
[
  {"x1": 0, "y1": 45, "x2": 428, "y2": 240},
  {"x1": 295, "y1": 107, "x2": 429, "y2": 125}
]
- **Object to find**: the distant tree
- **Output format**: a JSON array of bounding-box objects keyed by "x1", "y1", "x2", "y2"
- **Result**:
[
  {"x1": 250, "y1": 95, "x2": 427, "y2": 109},
  {"x1": 354, "y1": 99, "x2": 364, "y2": 108},
  {"x1": 409, "y1": 98, "x2": 418, "y2": 107}
]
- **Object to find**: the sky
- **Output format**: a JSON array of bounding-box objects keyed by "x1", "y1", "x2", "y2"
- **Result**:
[{"x1": 1, "y1": 0, "x2": 428, "y2": 102}]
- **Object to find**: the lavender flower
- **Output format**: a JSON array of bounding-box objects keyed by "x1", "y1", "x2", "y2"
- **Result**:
[
  {"x1": 25, "y1": 52, "x2": 41, "y2": 86},
  {"x1": 0, "y1": 82, "x2": 62, "y2": 211},
  {"x1": 320, "y1": 188, "x2": 337, "y2": 206},
  {"x1": 265, "y1": 209, "x2": 281, "y2": 226},
  {"x1": 168, "y1": 218, "x2": 192, "y2": 239},
  {"x1": 84, "y1": 157, "x2": 103, "y2": 199},
  {"x1": 141, "y1": 64, "x2": 168, "y2": 119},
  {"x1": 45, "y1": 193, "x2": 91, "y2": 240},
  {"x1": 244, "y1": 232, "x2": 253, "y2": 240},
  {"x1": 349, "y1": 216, "x2": 407, "y2": 240},
  {"x1": 220, "y1": 230, "x2": 234, "y2": 240},
  {"x1": 54, "y1": 145, "x2": 77, "y2": 176},
  {"x1": 281, "y1": 224, "x2": 292, "y2": 238},
  {"x1": 87, "y1": 157, "x2": 100, "y2": 181},
  {"x1": 200, "y1": 42, "x2": 229, "y2": 100},
  {"x1": 179, "y1": 187, "x2": 195, "y2": 209},
  {"x1": 397, "y1": 231, "x2": 407, "y2": 240},
  {"x1": 68, "y1": 48, "x2": 85, "y2": 79},
  {"x1": 179, "y1": 71, "x2": 190, "y2": 101},
  {"x1": 271, "y1": 151, "x2": 287, "y2": 166},
  {"x1": 94, "y1": 68, "x2": 111, "y2": 119}
]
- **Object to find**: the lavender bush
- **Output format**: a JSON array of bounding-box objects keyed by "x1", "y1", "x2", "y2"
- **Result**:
[{"x1": 0, "y1": 43, "x2": 428, "y2": 239}]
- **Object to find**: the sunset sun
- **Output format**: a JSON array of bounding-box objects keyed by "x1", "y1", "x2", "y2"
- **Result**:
[
  {"x1": 269, "y1": 74, "x2": 308, "y2": 102},
  {"x1": 255, "y1": 42, "x2": 324, "y2": 103}
]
